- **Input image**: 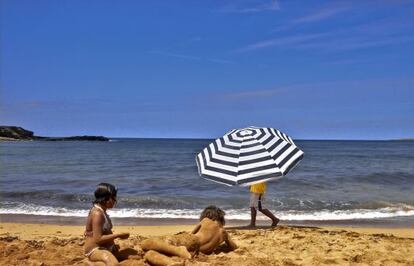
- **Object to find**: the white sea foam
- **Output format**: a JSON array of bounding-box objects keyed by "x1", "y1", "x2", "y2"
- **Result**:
[{"x1": 1, "y1": 203, "x2": 414, "y2": 221}]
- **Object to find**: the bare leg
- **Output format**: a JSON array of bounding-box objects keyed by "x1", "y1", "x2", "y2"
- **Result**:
[
  {"x1": 144, "y1": 250, "x2": 184, "y2": 266},
  {"x1": 248, "y1": 207, "x2": 257, "y2": 227},
  {"x1": 259, "y1": 208, "x2": 279, "y2": 226},
  {"x1": 88, "y1": 249, "x2": 118, "y2": 266},
  {"x1": 141, "y1": 238, "x2": 191, "y2": 259}
]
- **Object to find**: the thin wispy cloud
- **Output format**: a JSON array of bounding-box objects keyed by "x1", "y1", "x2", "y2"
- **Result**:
[
  {"x1": 311, "y1": 15, "x2": 414, "y2": 51},
  {"x1": 217, "y1": 77, "x2": 414, "y2": 104},
  {"x1": 324, "y1": 58, "x2": 367, "y2": 66},
  {"x1": 353, "y1": 17, "x2": 414, "y2": 34},
  {"x1": 149, "y1": 51, "x2": 234, "y2": 64},
  {"x1": 294, "y1": 34, "x2": 414, "y2": 52},
  {"x1": 222, "y1": 88, "x2": 285, "y2": 100},
  {"x1": 293, "y1": 4, "x2": 351, "y2": 24},
  {"x1": 234, "y1": 33, "x2": 327, "y2": 53},
  {"x1": 218, "y1": 0, "x2": 280, "y2": 13},
  {"x1": 274, "y1": 1, "x2": 412, "y2": 32},
  {"x1": 237, "y1": 11, "x2": 414, "y2": 54},
  {"x1": 272, "y1": 3, "x2": 352, "y2": 32},
  {"x1": 337, "y1": 36, "x2": 414, "y2": 51}
]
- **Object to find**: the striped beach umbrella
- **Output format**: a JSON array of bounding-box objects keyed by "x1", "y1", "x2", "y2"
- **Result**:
[{"x1": 196, "y1": 126, "x2": 304, "y2": 186}]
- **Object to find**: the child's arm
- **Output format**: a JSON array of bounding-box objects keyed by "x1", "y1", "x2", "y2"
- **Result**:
[
  {"x1": 223, "y1": 230, "x2": 238, "y2": 251},
  {"x1": 91, "y1": 212, "x2": 129, "y2": 244},
  {"x1": 191, "y1": 222, "x2": 201, "y2": 234}
]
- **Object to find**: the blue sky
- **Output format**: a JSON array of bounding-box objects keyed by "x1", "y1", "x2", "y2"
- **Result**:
[{"x1": 1, "y1": 0, "x2": 413, "y2": 140}]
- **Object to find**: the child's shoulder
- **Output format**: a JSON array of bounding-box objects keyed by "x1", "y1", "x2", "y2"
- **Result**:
[
  {"x1": 200, "y1": 217, "x2": 211, "y2": 223},
  {"x1": 89, "y1": 208, "x2": 105, "y2": 219},
  {"x1": 201, "y1": 217, "x2": 223, "y2": 227},
  {"x1": 200, "y1": 217, "x2": 216, "y2": 224}
]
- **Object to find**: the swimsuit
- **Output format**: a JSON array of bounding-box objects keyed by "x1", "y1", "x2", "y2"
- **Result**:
[
  {"x1": 84, "y1": 247, "x2": 100, "y2": 257},
  {"x1": 84, "y1": 245, "x2": 116, "y2": 257},
  {"x1": 84, "y1": 204, "x2": 113, "y2": 235},
  {"x1": 84, "y1": 204, "x2": 115, "y2": 257}
]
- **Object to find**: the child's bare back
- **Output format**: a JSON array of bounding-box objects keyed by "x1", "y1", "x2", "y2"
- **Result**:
[{"x1": 192, "y1": 217, "x2": 230, "y2": 254}]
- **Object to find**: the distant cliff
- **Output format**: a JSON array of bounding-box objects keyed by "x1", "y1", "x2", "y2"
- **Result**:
[
  {"x1": 0, "y1": 126, "x2": 34, "y2": 140},
  {"x1": 0, "y1": 126, "x2": 109, "y2": 141}
]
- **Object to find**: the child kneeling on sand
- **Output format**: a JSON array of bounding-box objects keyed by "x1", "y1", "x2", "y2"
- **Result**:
[
  {"x1": 141, "y1": 205, "x2": 238, "y2": 266},
  {"x1": 84, "y1": 183, "x2": 131, "y2": 265}
]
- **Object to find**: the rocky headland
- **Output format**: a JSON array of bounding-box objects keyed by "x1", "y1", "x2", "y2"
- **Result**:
[{"x1": 0, "y1": 126, "x2": 109, "y2": 141}]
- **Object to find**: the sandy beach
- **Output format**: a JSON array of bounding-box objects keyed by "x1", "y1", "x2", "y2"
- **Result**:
[{"x1": 1, "y1": 222, "x2": 413, "y2": 266}]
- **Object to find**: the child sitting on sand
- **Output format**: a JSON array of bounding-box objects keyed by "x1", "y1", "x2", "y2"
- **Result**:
[
  {"x1": 141, "y1": 205, "x2": 238, "y2": 266},
  {"x1": 84, "y1": 183, "x2": 130, "y2": 265},
  {"x1": 248, "y1": 182, "x2": 279, "y2": 227}
]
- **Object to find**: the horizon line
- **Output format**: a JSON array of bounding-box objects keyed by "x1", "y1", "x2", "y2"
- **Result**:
[{"x1": 107, "y1": 136, "x2": 413, "y2": 142}]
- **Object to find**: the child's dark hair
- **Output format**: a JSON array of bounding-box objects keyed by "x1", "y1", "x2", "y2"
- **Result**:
[
  {"x1": 94, "y1": 183, "x2": 117, "y2": 204},
  {"x1": 200, "y1": 205, "x2": 226, "y2": 225}
]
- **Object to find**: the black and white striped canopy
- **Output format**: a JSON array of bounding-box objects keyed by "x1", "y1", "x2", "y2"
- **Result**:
[{"x1": 196, "y1": 126, "x2": 304, "y2": 186}]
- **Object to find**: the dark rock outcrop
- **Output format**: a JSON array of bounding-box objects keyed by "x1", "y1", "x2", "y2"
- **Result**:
[
  {"x1": 0, "y1": 126, "x2": 109, "y2": 141},
  {"x1": 0, "y1": 126, "x2": 34, "y2": 140},
  {"x1": 38, "y1": 136, "x2": 109, "y2": 141}
]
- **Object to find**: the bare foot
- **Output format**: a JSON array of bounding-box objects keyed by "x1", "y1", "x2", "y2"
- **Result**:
[
  {"x1": 176, "y1": 246, "x2": 191, "y2": 259},
  {"x1": 271, "y1": 218, "x2": 280, "y2": 227}
]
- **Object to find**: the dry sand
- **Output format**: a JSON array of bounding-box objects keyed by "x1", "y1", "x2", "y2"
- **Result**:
[{"x1": 1, "y1": 222, "x2": 413, "y2": 265}]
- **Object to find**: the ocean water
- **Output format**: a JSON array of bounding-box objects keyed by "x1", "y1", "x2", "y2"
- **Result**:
[{"x1": 1, "y1": 139, "x2": 413, "y2": 222}]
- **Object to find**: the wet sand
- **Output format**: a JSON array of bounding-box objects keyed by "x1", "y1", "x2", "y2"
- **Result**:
[{"x1": 1, "y1": 222, "x2": 413, "y2": 265}]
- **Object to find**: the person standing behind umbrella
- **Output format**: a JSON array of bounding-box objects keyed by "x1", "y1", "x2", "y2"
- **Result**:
[{"x1": 248, "y1": 181, "x2": 280, "y2": 227}]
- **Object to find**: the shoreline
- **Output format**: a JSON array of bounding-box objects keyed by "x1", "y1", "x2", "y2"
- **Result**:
[{"x1": 1, "y1": 213, "x2": 414, "y2": 228}]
